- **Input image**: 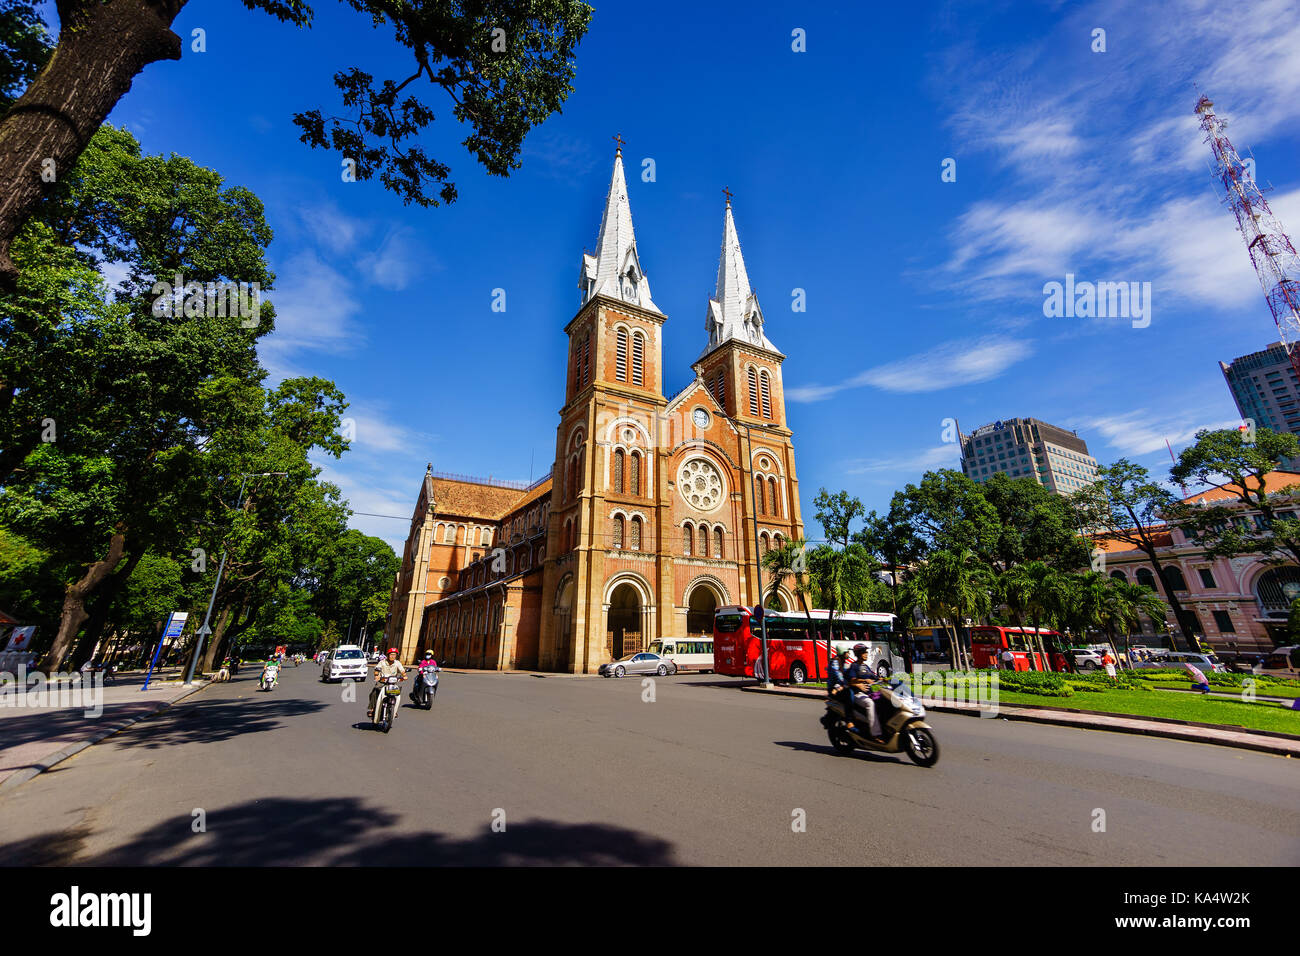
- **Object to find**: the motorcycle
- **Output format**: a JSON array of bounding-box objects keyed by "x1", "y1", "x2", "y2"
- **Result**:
[
  {"x1": 374, "y1": 675, "x2": 403, "y2": 733},
  {"x1": 411, "y1": 665, "x2": 439, "y2": 709},
  {"x1": 820, "y1": 677, "x2": 939, "y2": 767},
  {"x1": 259, "y1": 662, "x2": 280, "y2": 692}
]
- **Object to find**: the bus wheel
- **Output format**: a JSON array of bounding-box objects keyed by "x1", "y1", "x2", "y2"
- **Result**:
[{"x1": 789, "y1": 663, "x2": 807, "y2": 685}]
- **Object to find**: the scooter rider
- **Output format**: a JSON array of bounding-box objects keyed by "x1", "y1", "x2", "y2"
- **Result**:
[
  {"x1": 413, "y1": 650, "x2": 438, "y2": 700},
  {"x1": 828, "y1": 648, "x2": 856, "y2": 730},
  {"x1": 368, "y1": 647, "x2": 408, "y2": 720},
  {"x1": 847, "y1": 644, "x2": 885, "y2": 742}
]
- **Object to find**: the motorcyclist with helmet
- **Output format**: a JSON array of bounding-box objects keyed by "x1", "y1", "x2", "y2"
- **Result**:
[
  {"x1": 846, "y1": 643, "x2": 885, "y2": 742},
  {"x1": 367, "y1": 647, "x2": 408, "y2": 720}
]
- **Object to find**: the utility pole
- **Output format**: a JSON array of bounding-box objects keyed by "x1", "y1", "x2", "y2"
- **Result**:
[{"x1": 184, "y1": 471, "x2": 288, "y2": 685}]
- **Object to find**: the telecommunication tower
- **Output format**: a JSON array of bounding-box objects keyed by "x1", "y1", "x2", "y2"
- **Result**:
[{"x1": 1196, "y1": 94, "x2": 1300, "y2": 381}]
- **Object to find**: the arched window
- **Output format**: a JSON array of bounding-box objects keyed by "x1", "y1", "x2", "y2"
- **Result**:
[
  {"x1": 759, "y1": 370, "x2": 772, "y2": 419},
  {"x1": 632, "y1": 331, "x2": 645, "y2": 386},
  {"x1": 1161, "y1": 565, "x2": 1188, "y2": 592},
  {"x1": 629, "y1": 451, "x2": 641, "y2": 496},
  {"x1": 613, "y1": 449, "x2": 625, "y2": 494},
  {"x1": 443, "y1": 525, "x2": 454, "y2": 543},
  {"x1": 713, "y1": 368, "x2": 726, "y2": 408},
  {"x1": 683, "y1": 524, "x2": 693, "y2": 555},
  {"x1": 1109, "y1": 570, "x2": 1126, "y2": 582},
  {"x1": 582, "y1": 332, "x2": 591, "y2": 384},
  {"x1": 768, "y1": 477, "x2": 779, "y2": 517},
  {"x1": 760, "y1": 532, "x2": 769, "y2": 556},
  {"x1": 774, "y1": 534, "x2": 784, "y2": 550},
  {"x1": 630, "y1": 516, "x2": 642, "y2": 551},
  {"x1": 1136, "y1": 567, "x2": 1156, "y2": 590},
  {"x1": 755, "y1": 476, "x2": 765, "y2": 514},
  {"x1": 699, "y1": 526, "x2": 708, "y2": 556},
  {"x1": 748, "y1": 367, "x2": 759, "y2": 415},
  {"x1": 713, "y1": 527, "x2": 723, "y2": 559},
  {"x1": 616, "y1": 329, "x2": 628, "y2": 382},
  {"x1": 612, "y1": 515, "x2": 624, "y2": 550}
]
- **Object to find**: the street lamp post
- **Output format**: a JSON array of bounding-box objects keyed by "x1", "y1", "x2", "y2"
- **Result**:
[{"x1": 183, "y1": 471, "x2": 288, "y2": 686}]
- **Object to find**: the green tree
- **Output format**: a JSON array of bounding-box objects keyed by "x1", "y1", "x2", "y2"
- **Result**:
[
  {"x1": 0, "y1": 0, "x2": 593, "y2": 285},
  {"x1": 1169, "y1": 427, "x2": 1300, "y2": 568},
  {"x1": 980, "y1": 472, "x2": 1089, "y2": 572},
  {"x1": 1072, "y1": 458, "x2": 1199, "y2": 651},
  {"x1": 0, "y1": 126, "x2": 275, "y2": 669},
  {"x1": 903, "y1": 548, "x2": 991, "y2": 670}
]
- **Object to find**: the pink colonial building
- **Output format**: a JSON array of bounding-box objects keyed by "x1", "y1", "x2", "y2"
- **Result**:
[{"x1": 1094, "y1": 472, "x2": 1300, "y2": 654}]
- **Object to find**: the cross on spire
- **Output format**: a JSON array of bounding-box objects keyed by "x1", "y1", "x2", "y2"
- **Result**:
[
  {"x1": 722, "y1": 186, "x2": 733, "y2": 206},
  {"x1": 613, "y1": 132, "x2": 626, "y2": 154}
]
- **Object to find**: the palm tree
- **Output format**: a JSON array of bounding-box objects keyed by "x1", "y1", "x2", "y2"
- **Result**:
[
  {"x1": 762, "y1": 538, "x2": 824, "y2": 681},
  {"x1": 904, "y1": 549, "x2": 992, "y2": 670}
]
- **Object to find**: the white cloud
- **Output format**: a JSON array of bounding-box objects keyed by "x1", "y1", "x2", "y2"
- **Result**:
[
  {"x1": 790, "y1": 336, "x2": 1033, "y2": 402},
  {"x1": 359, "y1": 227, "x2": 429, "y2": 291},
  {"x1": 1080, "y1": 412, "x2": 1242, "y2": 459},
  {"x1": 262, "y1": 251, "x2": 364, "y2": 369},
  {"x1": 842, "y1": 443, "x2": 962, "y2": 478}
]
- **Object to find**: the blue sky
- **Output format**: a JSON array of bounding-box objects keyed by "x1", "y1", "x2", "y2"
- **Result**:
[{"x1": 68, "y1": 0, "x2": 1300, "y2": 551}]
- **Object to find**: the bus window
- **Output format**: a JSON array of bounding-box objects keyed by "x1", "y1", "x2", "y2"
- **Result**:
[{"x1": 715, "y1": 613, "x2": 744, "y2": 633}]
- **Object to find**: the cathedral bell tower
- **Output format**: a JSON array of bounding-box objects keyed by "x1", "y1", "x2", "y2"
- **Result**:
[{"x1": 543, "y1": 144, "x2": 669, "y2": 673}]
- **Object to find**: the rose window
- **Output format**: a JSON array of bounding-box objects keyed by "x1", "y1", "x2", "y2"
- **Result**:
[{"x1": 678, "y1": 458, "x2": 724, "y2": 512}]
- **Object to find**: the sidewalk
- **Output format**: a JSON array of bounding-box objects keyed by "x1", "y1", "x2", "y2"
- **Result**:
[
  {"x1": 0, "y1": 666, "x2": 211, "y2": 792},
  {"x1": 742, "y1": 683, "x2": 1300, "y2": 757}
]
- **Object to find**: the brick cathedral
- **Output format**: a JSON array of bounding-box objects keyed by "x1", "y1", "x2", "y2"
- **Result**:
[{"x1": 385, "y1": 147, "x2": 805, "y2": 672}]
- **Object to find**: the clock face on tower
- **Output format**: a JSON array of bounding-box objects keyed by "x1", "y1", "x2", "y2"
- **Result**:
[{"x1": 693, "y1": 408, "x2": 709, "y2": 430}]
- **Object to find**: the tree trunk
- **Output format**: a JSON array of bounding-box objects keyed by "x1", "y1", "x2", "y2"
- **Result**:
[
  {"x1": 42, "y1": 529, "x2": 128, "y2": 670},
  {"x1": 69, "y1": 548, "x2": 143, "y2": 668},
  {"x1": 1144, "y1": 547, "x2": 1200, "y2": 652},
  {"x1": 0, "y1": 0, "x2": 185, "y2": 284}
]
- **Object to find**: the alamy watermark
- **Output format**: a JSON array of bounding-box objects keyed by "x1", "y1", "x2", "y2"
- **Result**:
[
  {"x1": 151, "y1": 273, "x2": 262, "y2": 327},
  {"x1": 1042, "y1": 273, "x2": 1151, "y2": 329},
  {"x1": 0, "y1": 665, "x2": 104, "y2": 717}
]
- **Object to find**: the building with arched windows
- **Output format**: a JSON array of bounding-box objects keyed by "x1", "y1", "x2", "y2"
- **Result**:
[
  {"x1": 384, "y1": 148, "x2": 805, "y2": 670},
  {"x1": 1092, "y1": 471, "x2": 1300, "y2": 653}
]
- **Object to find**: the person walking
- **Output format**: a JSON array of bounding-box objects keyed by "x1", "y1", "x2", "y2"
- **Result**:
[
  {"x1": 1103, "y1": 649, "x2": 1117, "y2": 680},
  {"x1": 1000, "y1": 647, "x2": 1015, "y2": 671}
]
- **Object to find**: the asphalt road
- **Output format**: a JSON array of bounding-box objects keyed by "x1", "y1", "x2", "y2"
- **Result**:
[{"x1": 0, "y1": 665, "x2": 1296, "y2": 866}]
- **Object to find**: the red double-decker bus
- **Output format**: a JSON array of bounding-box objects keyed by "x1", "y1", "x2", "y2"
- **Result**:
[
  {"x1": 969, "y1": 626, "x2": 1072, "y2": 672},
  {"x1": 713, "y1": 605, "x2": 904, "y2": 684}
]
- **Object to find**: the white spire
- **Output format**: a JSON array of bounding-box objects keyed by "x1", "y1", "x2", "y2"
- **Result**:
[
  {"x1": 702, "y1": 199, "x2": 777, "y2": 356},
  {"x1": 580, "y1": 147, "x2": 661, "y2": 314}
]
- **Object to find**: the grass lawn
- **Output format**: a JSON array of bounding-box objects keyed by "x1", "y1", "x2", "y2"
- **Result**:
[{"x1": 991, "y1": 687, "x2": 1300, "y2": 735}]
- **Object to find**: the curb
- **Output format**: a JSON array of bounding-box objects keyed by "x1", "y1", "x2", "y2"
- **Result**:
[
  {"x1": 0, "y1": 680, "x2": 212, "y2": 794},
  {"x1": 740, "y1": 684, "x2": 1300, "y2": 757}
]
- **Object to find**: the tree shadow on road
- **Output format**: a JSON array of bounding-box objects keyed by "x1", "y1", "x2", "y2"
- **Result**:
[
  {"x1": 106, "y1": 695, "x2": 328, "y2": 750},
  {"x1": 0, "y1": 796, "x2": 680, "y2": 867}
]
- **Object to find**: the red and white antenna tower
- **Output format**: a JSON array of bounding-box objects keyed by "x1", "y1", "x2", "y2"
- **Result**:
[{"x1": 1196, "y1": 94, "x2": 1300, "y2": 382}]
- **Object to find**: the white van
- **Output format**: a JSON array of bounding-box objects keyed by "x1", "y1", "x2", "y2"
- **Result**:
[
  {"x1": 1262, "y1": 645, "x2": 1300, "y2": 679},
  {"x1": 648, "y1": 638, "x2": 713, "y2": 673}
]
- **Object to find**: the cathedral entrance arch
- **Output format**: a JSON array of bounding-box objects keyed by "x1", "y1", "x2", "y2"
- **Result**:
[
  {"x1": 607, "y1": 583, "x2": 642, "y2": 660},
  {"x1": 686, "y1": 582, "x2": 722, "y2": 635}
]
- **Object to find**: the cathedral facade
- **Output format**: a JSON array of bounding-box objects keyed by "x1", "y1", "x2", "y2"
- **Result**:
[{"x1": 385, "y1": 148, "x2": 805, "y2": 672}]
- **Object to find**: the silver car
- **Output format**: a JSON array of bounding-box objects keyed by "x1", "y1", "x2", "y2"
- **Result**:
[{"x1": 599, "y1": 652, "x2": 678, "y2": 678}]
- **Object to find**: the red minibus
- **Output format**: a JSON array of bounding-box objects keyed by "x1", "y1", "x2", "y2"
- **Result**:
[
  {"x1": 713, "y1": 605, "x2": 904, "y2": 684},
  {"x1": 969, "y1": 626, "x2": 1071, "y2": 671}
]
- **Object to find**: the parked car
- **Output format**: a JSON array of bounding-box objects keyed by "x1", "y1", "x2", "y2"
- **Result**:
[
  {"x1": 1261, "y1": 645, "x2": 1300, "y2": 679},
  {"x1": 1071, "y1": 648, "x2": 1105, "y2": 671},
  {"x1": 321, "y1": 645, "x2": 368, "y2": 682},
  {"x1": 1220, "y1": 652, "x2": 1264, "y2": 674},
  {"x1": 1133, "y1": 651, "x2": 1226, "y2": 673},
  {"x1": 599, "y1": 652, "x2": 678, "y2": 678}
]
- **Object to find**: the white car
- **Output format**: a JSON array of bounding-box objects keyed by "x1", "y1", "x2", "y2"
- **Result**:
[
  {"x1": 321, "y1": 645, "x2": 368, "y2": 682},
  {"x1": 1261, "y1": 645, "x2": 1300, "y2": 679}
]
